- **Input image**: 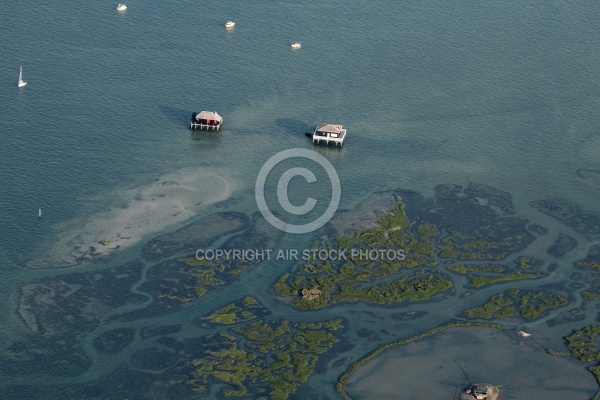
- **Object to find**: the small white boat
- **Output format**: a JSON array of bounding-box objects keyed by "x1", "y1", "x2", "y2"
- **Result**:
[
  {"x1": 291, "y1": 42, "x2": 301, "y2": 49},
  {"x1": 117, "y1": 3, "x2": 127, "y2": 11},
  {"x1": 225, "y1": 21, "x2": 235, "y2": 29},
  {"x1": 518, "y1": 330, "x2": 532, "y2": 337},
  {"x1": 18, "y1": 66, "x2": 27, "y2": 88}
]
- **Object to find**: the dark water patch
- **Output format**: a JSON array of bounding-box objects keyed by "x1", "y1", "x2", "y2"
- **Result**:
[
  {"x1": 391, "y1": 310, "x2": 428, "y2": 320},
  {"x1": 140, "y1": 324, "x2": 182, "y2": 340},
  {"x1": 530, "y1": 199, "x2": 600, "y2": 239},
  {"x1": 156, "y1": 336, "x2": 186, "y2": 351},
  {"x1": 463, "y1": 183, "x2": 517, "y2": 215},
  {"x1": 568, "y1": 282, "x2": 585, "y2": 290},
  {"x1": 356, "y1": 328, "x2": 382, "y2": 341},
  {"x1": 0, "y1": 336, "x2": 91, "y2": 377},
  {"x1": 130, "y1": 347, "x2": 179, "y2": 371},
  {"x1": 114, "y1": 215, "x2": 284, "y2": 322},
  {"x1": 0, "y1": 262, "x2": 145, "y2": 377},
  {"x1": 400, "y1": 183, "x2": 535, "y2": 260},
  {"x1": 548, "y1": 262, "x2": 559, "y2": 273},
  {"x1": 93, "y1": 328, "x2": 135, "y2": 354},
  {"x1": 547, "y1": 233, "x2": 577, "y2": 258},
  {"x1": 114, "y1": 266, "x2": 261, "y2": 322},
  {"x1": 2, "y1": 364, "x2": 195, "y2": 400},
  {"x1": 331, "y1": 357, "x2": 348, "y2": 368},
  {"x1": 16, "y1": 261, "x2": 145, "y2": 336},
  {"x1": 323, "y1": 191, "x2": 401, "y2": 237},
  {"x1": 433, "y1": 182, "x2": 515, "y2": 216},
  {"x1": 275, "y1": 117, "x2": 312, "y2": 137},
  {"x1": 109, "y1": 268, "x2": 193, "y2": 322},
  {"x1": 158, "y1": 105, "x2": 191, "y2": 125},
  {"x1": 290, "y1": 386, "x2": 332, "y2": 400},
  {"x1": 362, "y1": 310, "x2": 384, "y2": 320},
  {"x1": 546, "y1": 310, "x2": 586, "y2": 328},
  {"x1": 304, "y1": 327, "x2": 352, "y2": 377},
  {"x1": 571, "y1": 272, "x2": 584, "y2": 280},
  {"x1": 527, "y1": 223, "x2": 548, "y2": 235},
  {"x1": 142, "y1": 211, "x2": 250, "y2": 261},
  {"x1": 537, "y1": 280, "x2": 572, "y2": 292},
  {"x1": 220, "y1": 212, "x2": 285, "y2": 251},
  {"x1": 577, "y1": 168, "x2": 600, "y2": 180}
]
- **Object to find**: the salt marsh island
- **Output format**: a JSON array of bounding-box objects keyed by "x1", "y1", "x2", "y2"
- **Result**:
[{"x1": 4, "y1": 183, "x2": 600, "y2": 399}]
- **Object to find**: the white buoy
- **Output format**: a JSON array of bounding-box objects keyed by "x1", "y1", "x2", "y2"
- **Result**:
[{"x1": 38, "y1": 208, "x2": 42, "y2": 218}]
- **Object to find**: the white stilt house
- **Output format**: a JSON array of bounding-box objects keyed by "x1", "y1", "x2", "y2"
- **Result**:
[
  {"x1": 311, "y1": 123, "x2": 346, "y2": 146},
  {"x1": 189, "y1": 111, "x2": 223, "y2": 131}
]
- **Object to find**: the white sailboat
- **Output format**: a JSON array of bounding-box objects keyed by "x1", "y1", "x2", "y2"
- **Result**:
[{"x1": 18, "y1": 66, "x2": 27, "y2": 88}]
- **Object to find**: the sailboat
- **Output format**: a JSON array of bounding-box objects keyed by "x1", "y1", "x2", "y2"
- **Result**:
[{"x1": 18, "y1": 67, "x2": 27, "y2": 88}]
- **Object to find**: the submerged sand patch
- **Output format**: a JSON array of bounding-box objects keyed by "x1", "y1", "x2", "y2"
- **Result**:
[
  {"x1": 345, "y1": 328, "x2": 597, "y2": 400},
  {"x1": 29, "y1": 167, "x2": 237, "y2": 269}
]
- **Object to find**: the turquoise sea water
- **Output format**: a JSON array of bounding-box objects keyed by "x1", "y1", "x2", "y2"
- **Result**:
[{"x1": 2, "y1": 0, "x2": 600, "y2": 398}]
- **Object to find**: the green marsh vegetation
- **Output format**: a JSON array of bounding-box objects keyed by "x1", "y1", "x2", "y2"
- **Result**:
[
  {"x1": 275, "y1": 196, "x2": 542, "y2": 310},
  {"x1": 437, "y1": 230, "x2": 507, "y2": 260},
  {"x1": 546, "y1": 321, "x2": 600, "y2": 398},
  {"x1": 448, "y1": 257, "x2": 542, "y2": 288},
  {"x1": 447, "y1": 264, "x2": 505, "y2": 274},
  {"x1": 153, "y1": 255, "x2": 258, "y2": 304},
  {"x1": 198, "y1": 296, "x2": 266, "y2": 326},
  {"x1": 274, "y1": 201, "x2": 453, "y2": 310},
  {"x1": 560, "y1": 325, "x2": 600, "y2": 391},
  {"x1": 582, "y1": 291, "x2": 600, "y2": 301},
  {"x1": 468, "y1": 271, "x2": 541, "y2": 288},
  {"x1": 580, "y1": 261, "x2": 600, "y2": 270},
  {"x1": 464, "y1": 289, "x2": 567, "y2": 319},
  {"x1": 185, "y1": 297, "x2": 343, "y2": 399},
  {"x1": 574, "y1": 245, "x2": 600, "y2": 272}
]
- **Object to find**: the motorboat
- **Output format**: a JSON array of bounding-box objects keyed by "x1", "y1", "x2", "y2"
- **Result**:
[
  {"x1": 291, "y1": 42, "x2": 301, "y2": 49},
  {"x1": 117, "y1": 4, "x2": 127, "y2": 11},
  {"x1": 225, "y1": 21, "x2": 235, "y2": 29}
]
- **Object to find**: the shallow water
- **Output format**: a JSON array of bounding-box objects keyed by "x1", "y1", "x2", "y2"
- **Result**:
[
  {"x1": 1, "y1": 0, "x2": 600, "y2": 397},
  {"x1": 346, "y1": 327, "x2": 598, "y2": 400}
]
